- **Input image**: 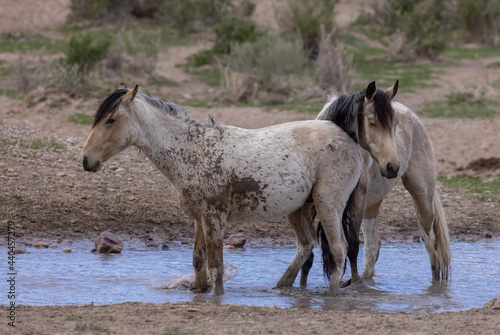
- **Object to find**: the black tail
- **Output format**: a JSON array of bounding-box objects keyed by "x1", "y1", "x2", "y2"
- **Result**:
[{"x1": 317, "y1": 187, "x2": 358, "y2": 282}]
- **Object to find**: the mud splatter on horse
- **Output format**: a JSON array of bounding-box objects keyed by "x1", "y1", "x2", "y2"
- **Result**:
[{"x1": 81, "y1": 84, "x2": 362, "y2": 295}]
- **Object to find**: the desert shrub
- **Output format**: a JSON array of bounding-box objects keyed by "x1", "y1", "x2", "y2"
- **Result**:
[
  {"x1": 382, "y1": 0, "x2": 447, "y2": 58},
  {"x1": 229, "y1": 34, "x2": 307, "y2": 93},
  {"x1": 66, "y1": 33, "x2": 111, "y2": 75},
  {"x1": 277, "y1": 0, "x2": 337, "y2": 58},
  {"x1": 212, "y1": 18, "x2": 264, "y2": 55},
  {"x1": 314, "y1": 27, "x2": 352, "y2": 93},
  {"x1": 45, "y1": 62, "x2": 88, "y2": 98},
  {"x1": 455, "y1": 0, "x2": 500, "y2": 45},
  {"x1": 188, "y1": 0, "x2": 261, "y2": 66},
  {"x1": 15, "y1": 55, "x2": 49, "y2": 94},
  {"x1": 69, "y1": 0, "x2": 162, "y2": 21}
]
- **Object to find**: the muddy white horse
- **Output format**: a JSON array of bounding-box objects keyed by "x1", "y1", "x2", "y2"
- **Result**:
[
  {"x1": 293, "y1": 81, "x2": 451, "y2": 288},
  {"x1": 81, "y1": 84, "x2": 363, "y2": 295}
]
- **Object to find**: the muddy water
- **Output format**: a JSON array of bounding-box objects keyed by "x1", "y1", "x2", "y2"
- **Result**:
[{"x1": 10, "y1": 241, "x2": 499, "y2": 312}]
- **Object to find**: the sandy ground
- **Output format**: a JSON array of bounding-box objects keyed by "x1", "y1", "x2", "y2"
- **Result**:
[{"x1": 1, "y1": 0, "x2": 499, "y2": 334}]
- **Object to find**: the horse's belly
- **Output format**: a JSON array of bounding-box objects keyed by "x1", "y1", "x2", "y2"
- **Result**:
[{"x1": 227, "y1": 185, "x2": 311, "y2": 223}]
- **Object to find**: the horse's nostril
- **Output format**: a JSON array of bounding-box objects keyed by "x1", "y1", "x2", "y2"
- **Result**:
[
  {"x1": 83, "y1": 156, "x2": 88, "y2": 166},
  {"x1": 387, "y1": 163, "x2": 394, "y2": 174}
]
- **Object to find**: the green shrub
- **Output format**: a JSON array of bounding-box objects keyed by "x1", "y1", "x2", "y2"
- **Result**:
[
  {"x1": 66, "y1": 33, "x2": 111, "y2": 75},
  {"x1": 69, "y1": 0, "x2": 162, "y2": 21},
  {"x1": 229, "y1": 34, "x2": 307, "y2": 93},
  {"x1": 188, "y1": 1, "x2": 262, "y2": 66},
  {"x1": 278, "y1": 0, "x2": 336, "y2": 57},
  {"x1": 455, "y1": 0, "x2": 500, "y2": 45},
  {"x1": 383, "y1": 0, "x2": 447, "y2": 58},
  {"x1": 213, "y1": 18, "x2": 264, "y2": 55}
]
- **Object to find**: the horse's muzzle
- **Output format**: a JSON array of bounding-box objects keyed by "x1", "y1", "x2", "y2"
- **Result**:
[
  {"x1": 383, "y1": 162, "x2": 399, "y2": 179},
  {"x1": 82, "y1": 156, "x2": 101, "y2": 172}
]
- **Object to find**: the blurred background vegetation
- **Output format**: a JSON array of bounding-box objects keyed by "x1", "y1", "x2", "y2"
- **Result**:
[{"x1": 0, "y1": 0, "x2": 499, "y2": 115}]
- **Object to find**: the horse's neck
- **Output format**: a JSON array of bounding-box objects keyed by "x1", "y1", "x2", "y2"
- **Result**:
[{"x1": 134, "y1": 109, "x2": 203, "y2": 181}]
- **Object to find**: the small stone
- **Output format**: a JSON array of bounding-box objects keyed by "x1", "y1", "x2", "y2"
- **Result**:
[
  {"x1": 484, "y1": 233, "x2": 493, "y2": 238},
  {"x1": 57, "y1": 172, "x2": 66, "y2": 177},
  {"x1": 48, "y1": 244, "x2": 58, "y2": 249},
  {"x1": 95, "y1": 231, "x2": 123, "y2": 253},
  {"x1": 14, "y1": 248, "x2": 30, "y2": 254},
  {"x1": 161, "y1": 243, "x2": 170, "y2": 250},
  {"x1": 108, "y1": 166, "x2": 118, "y2": 171},
  {"x1": 225, "y1": 233, "x2": 247, "y2": 248},
  {"x1": 62, "y1": 248, "x2": 72, "y2": 253},
  {"x1": 34, "y1": 242, "x2": 49, "y2": 248}
]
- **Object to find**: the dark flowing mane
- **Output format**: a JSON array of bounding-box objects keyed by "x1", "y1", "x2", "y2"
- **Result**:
[
  {"x1": 321, "y1": 88, "x2": 396, "y2": 143},
  {"x1": 93, "y1": 89, "x2": 187, "y2": 128},
  {"x1": 93, "y1": 88, "x2": 128, "y2": 128}
]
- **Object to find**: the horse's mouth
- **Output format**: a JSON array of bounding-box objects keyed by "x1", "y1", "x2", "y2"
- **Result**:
[{"x1": 82, "y1": 157, "x2": 102, "y2": 172}]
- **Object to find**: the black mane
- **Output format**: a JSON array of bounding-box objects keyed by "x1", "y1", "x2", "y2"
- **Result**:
[
  {"x1": 322, "y1": 88, "x2": 396, "y2": 143},
  {"x1": 92, "y1": 89, "x2": 187, "y2": 128},
  {"x1": 93, "y1": 89, "x2": 128, "y2": 128}
]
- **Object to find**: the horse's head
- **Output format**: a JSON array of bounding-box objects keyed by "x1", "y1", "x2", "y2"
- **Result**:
[
  {"x1": 359, "y1": 80, "x2": 400, "y2": 179},
  {"x1": 81, "y1": 84, "x2": 139, "y2": 172}
]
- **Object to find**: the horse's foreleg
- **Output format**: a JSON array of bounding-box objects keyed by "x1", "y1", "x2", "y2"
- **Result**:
[
  {"x1": 203, "y1": 213, "x2": 226, "y2": 295},
  {"x1": 361, "y1": 200, "x2": 383, "y2": 279},
  {"x1": 276, "y1": 204, "x2": 315, "y2": 288},
  {"x1": 192, "y1": 220, "x2": 208, "y2": 292}
]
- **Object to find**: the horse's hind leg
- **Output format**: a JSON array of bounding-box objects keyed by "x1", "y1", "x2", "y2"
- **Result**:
[
  {"x1": 343, "y1": 175, "x2": 367, "y2": 286},
  {"x1": 275, "y1": 203, "x2": 315, "y2": 288},
  {"x1": 361, "y1": 200, "x2": 383, "y2": 279},
  {"x1": 314, "y1": 187, "x2": 350, "y2": 295},
  {"x1": 402, "y1": 174, "x2": 450, "y2": 281}
]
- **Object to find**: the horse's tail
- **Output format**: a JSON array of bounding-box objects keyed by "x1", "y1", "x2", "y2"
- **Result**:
[
  {"x1": 415, "y1": 188, "x2": 451, "y2": 281},
  {"x1": 433, "y1": 188, "x2": 451, "y2": 280},
  {"x1": 317, "y1": 187, "x2": 358, "y2": 281}
]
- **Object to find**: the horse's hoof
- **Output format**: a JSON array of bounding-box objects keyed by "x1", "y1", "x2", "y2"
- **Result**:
[
  {"x1": 340, "y1": 279, "x2": 352, "y2": 288},
  {"x1": 190, "y1": 285, "x2": 209, "y2": 293}
]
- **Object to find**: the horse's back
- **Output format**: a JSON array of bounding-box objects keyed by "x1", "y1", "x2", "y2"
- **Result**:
[{"x1": 218, "y1": 120, "x2": 361, "y2": 223}]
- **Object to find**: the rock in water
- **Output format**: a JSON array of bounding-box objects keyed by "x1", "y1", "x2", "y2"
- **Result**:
[
  {"x1": 225, "y1": 233, "x2": 247, "y2": 248},
  {"x1": 95, "y1": 231, "x2": 123, "y2": 253}
]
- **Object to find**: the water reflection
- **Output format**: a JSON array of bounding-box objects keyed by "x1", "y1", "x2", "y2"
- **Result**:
[{"x1": 9, "y1": 241, "x2": 500, "y2": 312}]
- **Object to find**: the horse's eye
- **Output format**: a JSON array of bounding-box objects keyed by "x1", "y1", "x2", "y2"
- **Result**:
[{"x1": 106, "y1": 118, "x2": 115, "y2": 125}]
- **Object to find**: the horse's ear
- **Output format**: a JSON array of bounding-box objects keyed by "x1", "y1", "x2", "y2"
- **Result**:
[
  {"x1": 365, "y1": 81, "x2": 376, "y2": 103},
  {"x1": 119, "y1": 83, "x2": 127, "y2": 89},
  {"x1": 122, "y1": 84, "x2": 139, "y2": 106},
  {"x1": 386, "y1": 80, "x2": 399, "y2": 100}
]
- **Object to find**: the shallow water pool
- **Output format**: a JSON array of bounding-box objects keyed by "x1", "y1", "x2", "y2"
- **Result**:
[{"x1": 8, "y1": 241, "x2": 500, "y2": 312}]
